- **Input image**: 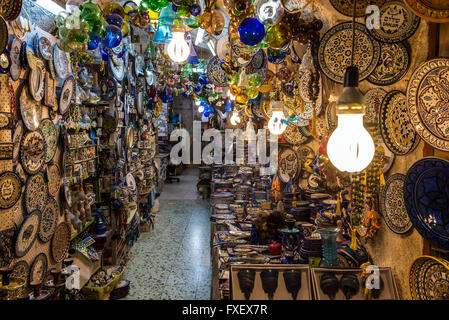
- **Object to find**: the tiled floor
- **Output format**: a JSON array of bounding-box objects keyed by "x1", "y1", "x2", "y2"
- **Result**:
[{"x1": 124, "y1": 168, "x2": 212, "y2": 300}]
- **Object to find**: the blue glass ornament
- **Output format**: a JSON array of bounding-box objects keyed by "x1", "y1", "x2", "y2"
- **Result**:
[
  {"x1": 224, "y1": 98, "x2": 233, "y2": 112},
  {"x1": 238, "y1": 18, "x2": 265, "y2": 47},
  {"x1": 267, "y1": 47, "x2": 287, "y2": 64},
  {"x1": 203, "y1": 112, "x2": 210, "y2": 117},
  {"x1": 182, "y1": 92, "x2": 189, "y2": 97},
  {"x1": 88, "y1": 33, "x2": 101, "y2": 50},
  {"x1": 207, "y1": 107, "x2": 214, "y2": 113},
  {"x1": 102, "y1": 25, "x2": 123, "y2": 48},
  {"x1": 195, "y1": 86, "x2": 201, "y2": 93},
  {"x1": 190, "y1": 4, "x2": 201, "y2": 16},
  {"x1": 99, "y1": 45, "x2": 109, "y2": 61},
  {"x1": 198, "y1": 74, "x2": 208, "y2": 85},
  {"x1": 106, "y1": 14, "x2": 124, "y2": 28},
  {"x1": 172, "y1": 4, "x2": 178, "y2": 12},
  {"x1": 167, "y1": 94, "x2": 173, "y2": 103}
]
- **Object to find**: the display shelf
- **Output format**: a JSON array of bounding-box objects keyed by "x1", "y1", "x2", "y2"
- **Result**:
[{"x1": 71, "y1": 218, "x2": 96, "y2": 241}]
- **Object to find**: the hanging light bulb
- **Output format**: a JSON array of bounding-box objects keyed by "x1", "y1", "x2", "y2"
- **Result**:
[
  {"x1": 327, "y1": 66, "x2": 375, "y2": 173},
  {"x1": 167, "y1": 29, "x2": 190, "y2": 63},
  {"x1": 230, "y1": 111, "x2": 241, "y2": 126},
  {"x1": 268, "y1": 101, "x2": 287, "y2": 135}
]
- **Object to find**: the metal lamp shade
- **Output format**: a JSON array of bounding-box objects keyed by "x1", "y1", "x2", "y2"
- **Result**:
[{"x1": 153, "y1": 23, "x2": 172, "y2": 44}]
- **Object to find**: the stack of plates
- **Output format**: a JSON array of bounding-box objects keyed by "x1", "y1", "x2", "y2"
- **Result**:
[{"x1": 298, "y1": 234, "x2": 322, "y2": 263}]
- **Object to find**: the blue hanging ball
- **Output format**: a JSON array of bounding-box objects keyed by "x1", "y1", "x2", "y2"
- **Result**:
[
  {"x1": 190, "y1": 4, "x2": 201, "y2": 16},
  {"x1": 102, "y1": 25, "x2": 123, "y2": 48},
  {"x1": 207, "y1": 107, "x2": 214, "y2": 113},
  {"x1": 224, "y1": 98, "x2": 233, "y2": 112},
  {"x1": 238, "y1": 18, "x2": 265, "y2": 47},
  {"x1": 204, "y1": 112, "x2": 210, "y2": 117},
  {"x1": 88, "y1": 33, "x2": 101, "y2": 50},
  {"x1": 200, "y1": 101, "x2": 207, "y2": 106}
]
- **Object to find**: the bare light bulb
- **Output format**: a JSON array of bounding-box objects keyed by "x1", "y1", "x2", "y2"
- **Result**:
[
  {"x1": 230, "y1": 111, "x2": 241, "y2": 126},
  {"x1": 267, "y1": 101, "x2": 287, "y2": 135},
  {"x1": 167, "y1": 31, "x2": 190, "y2": 63}
]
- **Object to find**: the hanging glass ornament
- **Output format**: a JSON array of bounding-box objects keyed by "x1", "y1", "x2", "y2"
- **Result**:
[
  {"x1": 238, "y1": 18, "x2": 265, "y2": 47},
  {"x1": 266, "y1": 22, "x2": 292, "y2": 50},
  {"x1": 248, "y1": 73, "x2": 263, "y2": 87},
  {"x1": 102, "y1": 25, "x2": 122, "y2": 48},
  {"x1": 190, "y1": 4, "x2": 201, "y2": 16},
  {"x1": 207, "y1": 9, "x2": 225, "y2": 36},
  {"x1": 80, "y1": 0, "x2": 102, "y2": 22},
  {"x1": 255, "y1": 0, "x2": 284, "y2": 25}
]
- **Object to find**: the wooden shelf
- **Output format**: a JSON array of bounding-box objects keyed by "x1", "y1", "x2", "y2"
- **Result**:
[{"x1": 71, "y1": 218, "x2": 95, "y2": 241}]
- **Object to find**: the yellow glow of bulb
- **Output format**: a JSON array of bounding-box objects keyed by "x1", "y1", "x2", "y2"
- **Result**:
[
  {"x1": 230, "y1": 111, "x2": 241, "y2": 126},
  {"x1": 167, "y1": 31, "x2": 190, "y2": 63},
  {"x1": 267, "y1": 104, "x2": 287, "y2": 135}
]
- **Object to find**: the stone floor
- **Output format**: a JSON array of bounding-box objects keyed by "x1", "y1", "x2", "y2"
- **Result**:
[{"x1": 124, "y1": 168, "x2": 212, "y2": 300}]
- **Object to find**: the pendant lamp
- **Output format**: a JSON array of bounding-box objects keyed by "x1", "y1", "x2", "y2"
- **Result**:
[{"x1": 153, "y1": 23, "x2": 172, "y2": 44}]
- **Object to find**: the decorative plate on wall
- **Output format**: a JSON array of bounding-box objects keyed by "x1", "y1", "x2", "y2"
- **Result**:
[
  {"x1": 44, "y1": 72, "x2": 56, "y2": 109},
  {"x1": 46, "y1": 164, "x2": 61, "y2": 198},
  {"x1": 0, "y1": 171, "x2": 22, "y2": 209},
  {"x1": 29, "y1": 60, "x2": 45, "y2": 101},
  {"x1": 53, "y1": 45, "x2": 72, "y2": 79},
  {"x1": 379, "y1": 173, "x2": 413, "y2": 234},
  {"x1": 99, "y1": 77, "x2": 117, "y2": 101},
  {"x1": 278, "y1": 147, "x2": 301, "y2": 183},
  {"x1": 367, "y1": 1, "x2": 420, "y2": 43},
  {"x1": 282, "y1": 124, "x2": 309, "y2": 145},
  {"x1": 20, "y1": 130, "x2": 47, "y2": 175},
  {"x1": 15, "y1": 210, "x2": 41, "y2": 258},
  {"x1": 29, "y1": 253, "x2": 47, "y2": 284},
  {"x1": 318, "y1": 22, "x2": 381, "y2": 84},
  {"x1": 0, "y1": 228, "x2": 15, "y2": 268},
  {"x1": 19, "y1": 83, "x2": 42, "y2": 131},
  {"x1": 409, "y1": 256, "x2": 449, "y2": 300},
  {"x1": 0, "y1": 49, "x2": 11, "y2": 74},
  {"x1": 367, "y1": 41, "x2": 411, "y2": 86},
  {"x1": 380, "y1": 90, "x2": 419, "y2": 155},
  {"x1": 245, "y1": 49, "x2": 268, "y2": 84},
  {"x1": 404, "y1": 0, "x2": 449, "y2": 23},
  {"x1": 207, "y1": 56, "x2": 229, "y2": 87},
  {"x1": 37, "y1": 35, "x2": 52, "y2": 61},
  {"x1": 329, "y1": 0, "x2": 386, "y2": 17},
  {"x1": 363, "y1": 88, "x2": 387, "y2": 126},
  {"x1": 0, "y1": 0, "x2": 22, "y2": 21},
  {"x1": 12, "y1": 120, "x2": 24, "y2": 162},
  {"x1": 39, "y1": 197, "x2": 58, "y2": 243},
  {"x1": 9, "y1": 37, "x2": 22, "y2": 81},
  {"x1": 11, "y1": 260, "x2": 30, "y2": 284},
  {"x1": 51, "y1": 222, "x2": 71, "y2": 263},
  {"x1": 0, "y1": 17, "x2": 8, "y2": 54},
  {"x1": 406, "y1": 58, "x2": 449, "y2": 151},
  {"x1": 39, "y1": 119, "x2": 58, "y2": 163},
  {"x1": 404, "y1": 157, "x2": 449, "y2": 250},
  {"x1": 24, "y1": 173, "x2": 48, "y2": 214},
  {"x1": 58, "y1": 76, "x2": 75, "y2": 116}
]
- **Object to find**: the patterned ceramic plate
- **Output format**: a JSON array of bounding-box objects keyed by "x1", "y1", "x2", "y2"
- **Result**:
[
  {"x1": 380, "y1": 90, "x2": 419, "y2": 155},
  {"x1": 29, "y1": 253, "x2": 47, "y2": 284},
  {"x1": 404, "y1": 0, "x2": 449, "y2": 23},
  {"x1": 318, "y1": 22, "x2": 381, "y2": 84},
  {"x1": 51, "y1": 222, "x2": 71, "y2": 263},
  {"x1": 245, "y1": 49, "x2": 268, "y2": 84},
  {"x1": 363, "y1": 88, "x2": 387, "y2": 126},
  {"x1": 28, "y1": 60, "x2": 45, "y2": 101},
  {"x1": 367, "y1": 1, "x2": 420, "y2": 43},
  {"x1": 19, "y1": 83, "x2": 42, "y2": 131},
  {"x1": 0, "y1": 17, "x2": 8, "y2": 54},
  {"x1": 379, "y1": 173, "x2": 413, "y2": 234},
  {"x1": 109, "y1": 55, "x2": 125, "y2": 81},
  {"x1": 0, "y1": 228, "x2": 15, "y2": 268},
  {"x1": 39, "y1": 119, "x2": 58, "y2": 163},
  {"x1": 11, "y1": 260, "x2": 30, "y2": 284},
  {"x1": 367, "y1": 41, "x2": 411, "y2": 86},
  {"x1": 53, "y1": 45, "x2": 72, "y2": 79},
  {"x1": 15, "y1": 210, "x2": 41, "y2": 258},
  {"x1": 409, "y1": 256, "x2": 449, "y2": 300},
  {"x1": 0, "y1": 49, "x2": 11, "y2": 74},
  {"x1": 39, "y1": 197, "x2": 59, "y2": 243},
  {"x1": 406, "y1": 58, "x2": 449, "y2": 151},
  {"x1": 325, "y1": 101, "x2": 337, "y2": 132},
  {"x1": 404, "y1": 157, "x2": 449, "y2": 250},
  {"x1": 207, "y1": 56, "x2": 229, "y2": 87},
  {"x1": 282, "y1": 123, "x2": 309, "y2": 145},
  {"x1": 46, "y1": 164, "x2": 61, "y2": 197},
  {"x1": 58, "y1": 76, "x2": 75, "y2": 116},
  {"x1": 330, "y1": 0, "x2": 386, "y2": 17},
  {"x1": 12, "y1": 120, "x2": 24, "y2": 162},
  {"x1": 0, "y1": 171, "x2": 22, "y2": 209},
  {"x1": 99, "y1": 77, "x2": 117, "y2": 101},
  {"x1": 278, "y1": 147, "x2": 301, "y2": 183},
  {"x1": 9, "y1": 37, "x2": 22, "y2": 81},
  {"x1": 36, "y1": 35, "x2": 52, "y2": 61},
  {"x1": 20, "y1": 130, "x2": 47, "y2": 175},
  {"x1": 0, "y1": 0, "x2": 22, "y2": 21},
  {"x1": 24, "y1": 173, "x2": 48, "y2": 214}
]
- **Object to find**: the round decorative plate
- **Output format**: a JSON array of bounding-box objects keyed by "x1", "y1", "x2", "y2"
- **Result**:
[
  {"x1": 329, "y1": 0, "x2": 386, "y2": 17},
  {"x1": 278, "y1": 147, "x2": 300, "y2": 183},
  {"x1": 379, "y1": 173, "x2": 413, "y2": 234},
  {"x1": 367, "y1": 1, "x2": 420, "y2": 43},
  {"x1": 404, "y1": 157, "x2": 449, "y2": 250},
  {"x1": 19, "y1": 83, "x2": 42, "y2": 131},
  {"x1": 39, "y1": 197, "x2": 58, "y2": 243},
  {"x1": 318, "y1": 22, "x2": 381, "y2": 84},
  {"x1": 109, "y1": 55, "x2": 125, "y2": 81},
  {"x1": 29, "y1": 253, "x2": 47, "y2": 284},
  {"x1": 24, "y1": 173, "x2": 48, "y2": 214},
  {"x1": 51, "y1": 222, "x2": 71, "y2": 263},
  {"x1": 245, "y1": 49, "x2": 268, "y2": 84},
  {"x1": 53, "y1": 45, "x2": 72, "y2": 79},
  {"x1": 20, "y1": 130, "x2": 47, "y2": 175},
  {"x1": 46, "y1": 164, "x2": 61, "y2": 197},
  {"x1": 207, "y1": 56, "x2": 228, "y2": 87},
  {"x1": 367, "y1": 41, "x2": 411, "y2": 86},
  {"x1": 12, "y1": 120, "x2": 24, "y2": 162},
  {"x1": 11, "y1": 260, "x2": 30, "y2": 284},
  {"x1": 28, "y1": 61, "x2": 45, "y2": 101},
  {"x1": 282, "y1": 124, "x2": 309, "y2": 145},
  {"x1": 380, "y1": 90, "x2": 419, "y2": 155},
  {"x1": 39, "y1": 119, "x2": 58, "y2": 163},
  {"x1": 409, "y1": 256, "x2": 449, "y2": 300},
  {"x1": 406, "y1": 58, "x2": 449, "y2": 151},
  {"x1": 100, "y1": 78, "x2": 117, "y2": 101},
  {"x1": 404, "y1": 0, "x2": 449, "y2": 23},
  {"x1": 0, "y1": 49, "x2": 11, "y2": 74},
  {"x1": 377, "y1": 138, "x2": 395, "y2": 174},
  {"x1": 58, "y1": 76, "x2": 75, "y2": 116},
  {"x1": 15, "y1": 210, "x2": 41, "y2": 258},
  {"x1": 37, "y1": 35, "x2": 52, "y2": 61},
  {"x1": 0, "y1": 17, "x2": 8, "y2": 54},
  {"x1": 0, "y1": 171, "x2": 22, "y2": 209},
  {"x1": 363, "y1": 88, "x2": 387, "y2": 126},
  {"x1": 0, "y1": 0, "x2": 22, "y2": 21},
  {"x1": 9, "y1": 37, "x2": 22, "y2": 81}
]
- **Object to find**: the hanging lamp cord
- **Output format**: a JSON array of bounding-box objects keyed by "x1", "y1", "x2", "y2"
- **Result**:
[{"x1": 351, "y1": 0, "x2": 357, "y2": 67}]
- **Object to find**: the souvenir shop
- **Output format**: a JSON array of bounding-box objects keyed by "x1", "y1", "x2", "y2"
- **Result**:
[{"x1": 0, "y1": 0, "x2": 448, "y2": 301}]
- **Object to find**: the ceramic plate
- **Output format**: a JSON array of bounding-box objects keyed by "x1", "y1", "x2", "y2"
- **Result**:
[
  {"x1": 318, "y1": 22, "x2": 381, "y2": 84},
  {"x1": 53, "y1": 45, "x2": 72, "y2": 79},
  {"x1": 24, "y1": 173, "x2": 48, "y2": 214},
  {"x1": 29, "y1": 60, "x2": 45, "y2": 101},
  {"x1": 282, "y1": 124, "x2": 309, "y2": 145},
  {"x1": 380, "y1": 90, "x2": 419, "y2": 155},
  {"x1": 379, "y1": 173, "x2": 413, "y2": 234},
  {"x1": 245, "y1": 49, "x2": 268, "y2": 84},
  {"x1": 363, "y1": 88, "x2": 387, "y2": 126},
  {"x1": 39, "y1": 119, "x2": 58, "y2": 163},
  {"x1": 100, "y1": 78, "x2": 117, "y2": 101},
  {"x1": 9, "y1": 37, "x2": 22, "y2": 81},
  {"x1": 329, "y1": 0, "x2": 386, "y2": 17},
  {"x1": 51, "y1": 222, "x2": 71, "y2": 263},
  {"x1": 20, "y1": 130, "x2": 47, "y2": 175},
  {"x1": 0, "y1": 228, "x2": 15, "y2": 268},
  {"x1": 15, "y1": 210, "x2": 41, "y2": 258},
  {"x1": 404, "y1": 157, "x2": 449, "y2": 250},
  {"x1": 19, "y1": 83, "x2": 42, "y2": 131},
  {"x1": 409, "y1": 256, "x2": 449, "y2": 300},
  {"x1": 46, "y1": 164, "x2": 61, "y2": 197},
  {"x1": 14, "y1": 162, "x2": 27, "y2": 184},
  {"x1": 12, "y1": 120, "x2": 24, "y2": 162},
  {"x1": 0, "y1": 0, "x2": 22, "y2": 21},
  {"x1": 0, "y1": 17, "x2": 8, "y2": 54},
  {"x1": 58, "y1": 76, "x2": 75, "y2": 116},
  {"x1": 0, "y1": 171, "x2": 22, "y2": 209},
  {"x1": 367, "y1": 1, "x2": 420, "y2": 43},
  {"x1": 207, "y1": 56, "x2": 229, "y2": 87},
  {"x1": 109, "y1": 55, "x2": 125, "y2": 81},
  {"x1": 44, "y1": 71, "x2": 56, "y2": 109},
  {"x1": 278, "y1": 147, "x2": 301, "y2": 183},
  {"x1": 404, "y1": 0, "x2": 449, "y2": 23},
  {"x1": 39, "y1": 197, "x2": 58, "y2": 243},
  {"x1": 29, "y1": 253, "x2": 47, "y2": 284},
  {"x1": 11, "y1": 260, "x2": 29, "y2": 284},
  {"x1": 367, "y1": 41, "x2": 411, "y2": 86},
  {"x1": 37, "y1": 35, "x2": 52, "y2": 61},
  {"x1": 0, "y1": 49, "x2": 11, "y2": 74},
  {"x1": 134, "y1": 54, "x2": 145, "y2": 77},
  {"x1": 406, "y1": 58, "x2": 449, "y2": 151}
]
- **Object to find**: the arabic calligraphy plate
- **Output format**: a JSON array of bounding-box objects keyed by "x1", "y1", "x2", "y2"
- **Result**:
[
  {"x1": 39, "y1": 197, "x2": 58, "y2": 243},
  {"x1": 404, "y1": 0, "x2": 449, "y2": 23},
  {"x1": 20, "y1": 130, "x2": 47, "y2": 175},
  {"x1": 39, "y1": 119, "x2": 58, "y2": 164},
  {"x1": 409, "y1": 256, "x2": 449, "y2": 300},
  {"x1": 58, "y1": 76, "x2": 75, "y2": 116},
  {"x1": 19, "y1": 83, "x2": 42, "y2": 131},
  {"x1": 380, "y1": 90, "x2": 419, "y2": 155},
  {"x1": 53, "y1": 45, "x2": 72, "y2": 79},
  {"x1": 0, "y1": 171, "x2": 22, "y2": 209},
  {"x1": 318, "y1": 22, "x2": 381, "y2": 84},
  {"x1": 278, "y1": 147, "x2": 300, "y2": 183},
  {"x1": 406, "y1": 58, "x2": 449, "y2": 151},
  {"x1": 24, "y1": 172, "x2": 48, "y2": 214},
  {"x1": 207, "y1": 56, "x2": 229, "y2": 87},
  {"x1": 51, "y1": 222, "x2": 71, "y2": 263},
  {"x1": 15, "y1": 210, "x2": 41, "y2": 258},
  {"x1": 9, "y1": 37, "x2": 22, "y2": 81},
  {"x1": 29, "y1": 253, "x2": 47, "y2": 284}
]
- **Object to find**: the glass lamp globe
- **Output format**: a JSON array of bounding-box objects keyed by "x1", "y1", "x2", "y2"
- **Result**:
[
  {"x1": 327, "y1": 66, "x2": 375, "y2": 173},
  {"x1": 268, "y1": 101, "x2": 287, "y2": 135},
  {"x1": 167, "y1": 30, "x2": 190, "y2": 63}
]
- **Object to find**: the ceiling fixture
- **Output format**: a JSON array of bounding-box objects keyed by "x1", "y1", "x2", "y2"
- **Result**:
[
  {"x1": 267, "y1": 101, "x2": 287, "y2": 135},
  {"x1": 167, "y1": 28, "x2": 190, "y2": 63}
]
